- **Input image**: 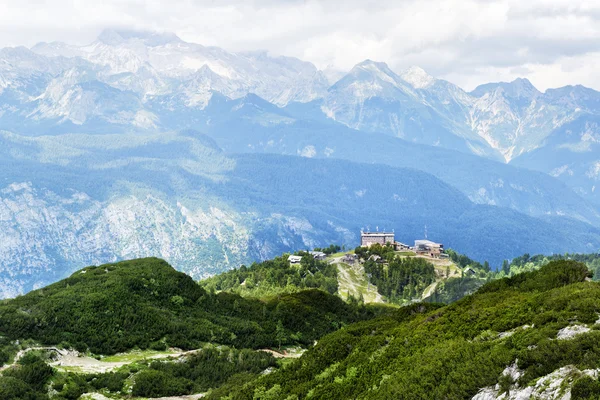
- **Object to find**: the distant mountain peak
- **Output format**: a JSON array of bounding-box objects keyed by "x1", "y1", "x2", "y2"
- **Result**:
[
  {"x1": 353, "y1": 59, "x2": 393, "y2": 73},
  {"x1": 471, "y1": 77, "x2": 541, "y2": 99},
  {"x1": 400, "y1": 66, "x2": 436, "y2": 89},
  {"x1": 97, "y1": 29, "x2": 182, "y2": 46},
  {"x1": 508, "y1": 77, "x2": 539, "y2": 94},
  {"x1": 345, "y1": 60, "x2": 402, "y2": 86}
]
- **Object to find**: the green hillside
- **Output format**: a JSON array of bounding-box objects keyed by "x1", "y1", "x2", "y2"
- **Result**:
[
  {"x1": 200, "y1": 253, "x2": 339, "y2": 298},
  {"x1": 0, "y1": 258, "x2": 382, "y2": 355},
  {"x1": 201, "y1": 246, "x2": 490, "y2": 307},
  {"x1": 2, "y1": 257, "x2": 600, "y2": 399},
  {"x1": 212, "y1": 260, "x2": 600, "y2": 399}
]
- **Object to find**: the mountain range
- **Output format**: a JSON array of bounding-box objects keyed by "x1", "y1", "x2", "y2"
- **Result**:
[{"x1": 1, "y1": 29, "x2": 600, "y2": 297}]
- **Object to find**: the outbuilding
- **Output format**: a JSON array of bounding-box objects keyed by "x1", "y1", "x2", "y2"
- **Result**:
[{"x1": 288, "y1": 255, "x2": 303, "y2": 264}]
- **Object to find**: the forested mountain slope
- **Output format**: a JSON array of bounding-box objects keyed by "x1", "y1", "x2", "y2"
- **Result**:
[
  {"x1": 0, "y1": 258, "x2": 380, "y2": 355},
  {"x1": 189, "y1": 98, "x2": 600, "y2": 226},
  {"x1": 2, "y1": 130, "x2": 599, "y2": 298},
  {"x1": 1, "y1": 258, "x2": 600, "y2": 399},
  {"x1": 214, "y1": 261, "x2": 600, "y2": 400}
]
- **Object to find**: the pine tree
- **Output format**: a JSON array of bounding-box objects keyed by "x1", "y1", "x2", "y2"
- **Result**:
[{"x1": 275, "y1": 320, "x2": 286, "y2": 350}]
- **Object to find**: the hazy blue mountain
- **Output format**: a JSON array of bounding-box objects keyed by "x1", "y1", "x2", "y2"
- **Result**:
[
  {"x1": 2, "y1": 30, "x2": 600, "y2": 298},
  {"x1": 512, "y1": 114, "x2": 600, "y2": 207},
  {"x1": 1, "y1": 129, "x2": 599, "y2": 298},
  {"x1": 322, "y1": 62, "x2": 600, "y2": 171},
  {"x1": 468, "y1": 79, "x2": 600, "y2": 162},
  {"x1": 320, "y1": 61, "x2": 501, "y2": 160},
  {"x1": 180, "y1": 94, "x2": 600, "y2": 227},
  {"x1": 3, "y1": 30, "x2": 600, "y2": 171},
  {"x1": 30, "y1": 29, "x2": 330, "y2": 107}
]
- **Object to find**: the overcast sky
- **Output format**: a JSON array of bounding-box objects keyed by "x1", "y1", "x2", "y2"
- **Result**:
[{"x1": 1, "y1": 0, "x2": 600, "y2": 91}]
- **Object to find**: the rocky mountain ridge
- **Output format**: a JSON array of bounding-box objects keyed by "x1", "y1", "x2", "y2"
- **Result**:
[{"x1": 1, "y1": 29, "x2": 597, "y2": 161}]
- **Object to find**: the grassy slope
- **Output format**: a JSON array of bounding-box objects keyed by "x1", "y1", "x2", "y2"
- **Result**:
[
  {"x1": 333, "y1": 251, "x2": 462, "y2": 304},
  {"x1": 407, "y1": 254, "x2": 463, "y2": 300},
  {"x1": 335, "y1": 262, "x2": 385, "y2": 304},
  {"x1": 205, "y1": 250, "x2": 466, "y2": 306},
  {"x1": 211, "y1": 260, "x2": 600, "y2": 400}
]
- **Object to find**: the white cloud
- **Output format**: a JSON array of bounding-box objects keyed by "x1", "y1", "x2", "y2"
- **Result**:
[{"x1": 1, "y1": 0, "x2": 600, "y2": 91}]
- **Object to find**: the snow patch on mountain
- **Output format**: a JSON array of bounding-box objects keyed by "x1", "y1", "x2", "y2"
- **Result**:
[
  {"x1": 400, "y1": 66, "x2": 436, "y2": 89},
  {"x1": 298, "y1": 145, "x2": 317, "y2": 158},
  {"x1": 133, "y1": 110, "x2": 159, "y2": 129},
  {"x1": 586, "y1": 161, "x2": 600, "y2": 179},
  {"x1": 550, "y1": 165, "x2": 574, "y2": 178},
  {"x1": 28, "y1": 29, "x2": 328, "y2": 107}
]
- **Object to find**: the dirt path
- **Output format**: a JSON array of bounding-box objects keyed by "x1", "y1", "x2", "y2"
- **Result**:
[
  {"x1": 52, "y1": 348, "x2": 204, "y2": 373},
  {"x1": 82, "y1": 394, "x2": 204, "y2": 400},
  {"x1": 259, "y1": 348, "x2": 305, "y2": 359},
  {"x1": 421, "y1": 281, "x2": 439, "y2": 300},
  {"x1": 1, "y1": 346, "x2": 203, "y2": 374},
  {"x1": 51, "y1": 352, "x2": 128, "y2": 373},
  {"x1": 0, "y1": 346, "x2": 67, "y2": 372}
]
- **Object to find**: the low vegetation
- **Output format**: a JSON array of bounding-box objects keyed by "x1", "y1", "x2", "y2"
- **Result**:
[
  {"x1": 211, "y1": 260, "x2": 600, "y2": 399},
  {"x1": 133, "y1": 346, "x2": 276, "y2": 397},
  {"x1": 200, "y1": 253, "x2": 338, "y2": 298},
  {"x1": 2, "y1": 253, "x2": 600, "y2": 399},
  {"x1": 0, "y1": 258, "x2": 384, "y2": 355}
]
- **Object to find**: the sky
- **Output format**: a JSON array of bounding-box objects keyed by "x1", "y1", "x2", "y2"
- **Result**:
[{"x1": 1, "y1": 0, "x2": 600, "y2": 91}]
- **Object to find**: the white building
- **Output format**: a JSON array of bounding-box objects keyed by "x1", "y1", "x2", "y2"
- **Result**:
[
  {"x1": 361, "y1": 232, "x2": 395, "y2": 247},
  {"x1": 309, "y1": 251, "x2": 327, "y2": 261},
  {"x1": 414, "y1": 240, "x2": 444, "y2": 257},
  {"x1": 288, "y1": 255, "x2": 303, "y2": 264}
]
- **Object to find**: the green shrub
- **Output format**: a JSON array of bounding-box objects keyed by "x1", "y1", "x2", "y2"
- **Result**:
[
  {"x1": 571, "y1": 376, "x2": 600, "y2": 399},
  {"x1": 132, "y1": 369, "x2": 194, "y2": 397},
  {"x1": 89, "y1": 371, "x2": 127, "y2": 392},
  {"x1": 3, "y1": 361, "x2": 53, "y2": 391},
  {"x1": 0, "y1": 376, "x2": 41, "y2": 400}
]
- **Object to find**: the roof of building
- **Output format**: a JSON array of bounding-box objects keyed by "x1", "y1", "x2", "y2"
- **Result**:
[
  {"x1": 288, "y1": 255, "x2": 302, "y2": 262},
  {"x1": 361, "y1": 232, "x2": 394, "y2": 236},
  {"x1": 415, "y1": 239, "x2": 442, "y2": 246}
]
